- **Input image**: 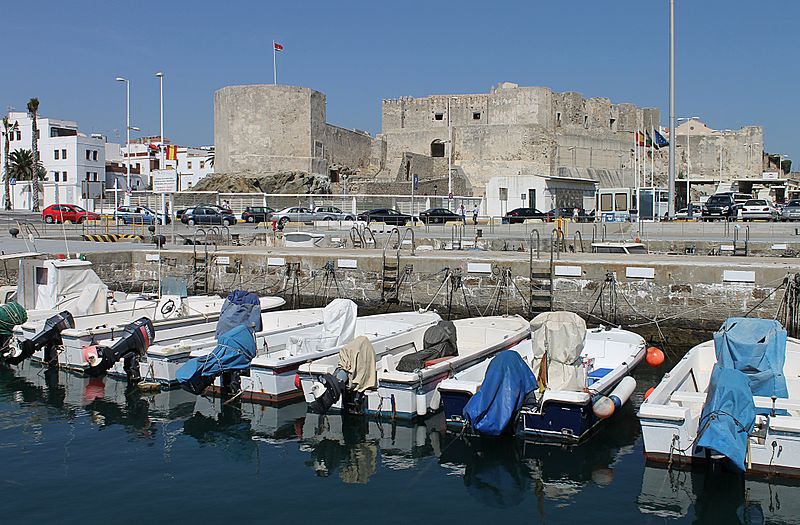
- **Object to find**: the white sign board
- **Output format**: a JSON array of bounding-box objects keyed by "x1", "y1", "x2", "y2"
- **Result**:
[
  {"x1": 152, "y1": 169, "x2": 178, "y2": 193},
  {"x1": 626, "y1": 267, "x2": 655, "y2": 279},
  {"x1": 762, "y1": 171, "x2": 780, "y2": 180}
]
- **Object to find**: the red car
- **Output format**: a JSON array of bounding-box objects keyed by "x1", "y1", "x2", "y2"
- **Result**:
[{"x1": 42, "y1": 204, "x2": 101, "y2": 224}]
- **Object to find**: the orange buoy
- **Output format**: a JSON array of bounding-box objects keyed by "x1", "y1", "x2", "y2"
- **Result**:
[
  {"x1": 294, "y1": 373, "x2": 302, "y2": 390},
  {"x1": 646, "y1": 346, "x2": 665, "y2": 367},
  {"x1": 644, "y1": 386, "x2": 655, "y2": 400}
]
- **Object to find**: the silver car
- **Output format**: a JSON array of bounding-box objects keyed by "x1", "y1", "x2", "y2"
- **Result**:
[
  {"x1": 313, "y1": 206, "x2": 355, "y2": 221},
  {"x1": 269, "y1": 206, "x2": 315, "y2": 226},
  {"x1": 781, "y1": 200, "x2": 800, "y2": 222}
]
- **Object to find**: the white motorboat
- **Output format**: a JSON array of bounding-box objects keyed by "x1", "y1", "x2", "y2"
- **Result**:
[
  {"x1": 438, "y1": 312, "x2": 646, "y2": 442},
  {"x1": 10, "y1": 291, "x2": 285, "y2": 368},
  {"x1": 638, "y1": 317, "x2": 800, "y2": 477},
  {"x1": 300, "y1": 315, "x2": 531, "y2": 420},
  {"x1": 115, "y1": 305, "x2": 327, "y2": 386},
  {"x1": 234, "y1": 307, "x2": 441, "y2": 405}
]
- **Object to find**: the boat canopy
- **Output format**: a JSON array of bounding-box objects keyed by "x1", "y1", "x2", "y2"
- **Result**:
[
  {"x1": 286, "y1": 298, "x2": 356, "y2": 355},
  {"x1": 216, "y1": 290, "x2": 263, "y2": 337},
  {"x1": 463, "y1": 351, "x2": 537, "y2": 436},
  {"x1": 530, "y1": 311, "x2": 586, "y2": 392},
  {"x1": 16, "y1": 259, "x2": 108, "y2": 316},
  {"x1": 713, "y1": 317, "x2": 788, "y2": 398},
  {"x1": 695, "y1": 366, "x2": 756, "y2": 472},
  {"x1": 176, "y1": 324, "x2": 257, "y2": 394}
]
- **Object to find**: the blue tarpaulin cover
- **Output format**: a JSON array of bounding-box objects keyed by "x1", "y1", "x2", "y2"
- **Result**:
[
  {"x1": 713, "y1": 317, "x2": 788, "y2": 398},
  {"x1": 176, "y1": 325, "x2": 257, "y2": 388},
  {"x1": 216, "y1": 290, "x2": 262, "y2": 337},
  {"x1": 462, "y1": 351, "x2": 537, "y2": 436},
  {"x1": 695, "y1": 366, "x2": 756, "y2": 472}
]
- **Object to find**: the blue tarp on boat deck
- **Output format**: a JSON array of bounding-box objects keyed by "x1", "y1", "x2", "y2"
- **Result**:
[
  {"x1": 695, "y1": 366, "x2": 756, "y2": 472},
  {"x1": 215, "y1": 290, "x2": 262, "y2": 337},
  {"x1": 176, "y1": 325, "x2": 257, "y2": 391},
  {"x1": 713, "y1": 317, "x2": 788, "y2": 398},
  {"x1": 463, "y1": 351, "x2": 537, "y2": 436}
]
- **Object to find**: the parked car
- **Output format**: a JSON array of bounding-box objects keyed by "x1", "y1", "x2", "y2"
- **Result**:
[
  {"x1": 114, "y1": 205, "x2": 170, "y2": 225},
  {"x1": 241, "y1": 206, "x2": 274, "y2": 223},
  {"x1": 418, "y1": 208, "x2": 462, "y2": 224},
  {"x1": 313, "y1": 206, "x2": 355, "y2": 221},
  {"x1": 675, "y1": 204, "x2": 702, "y2": 220},
  {"x1": 781, "y1": 200, "x2": 800, "y2": 222},
  {"x1": 741, "y1": 199, "x2": 778, "y2": 221},
  {"x1": 545, "y1": 207, "x2": 592, "y2": 222},
  {"x1": 269, "y1": 207, "x2": 316, "y2": 226},
  {"x1": 181, "y1": 206, "x2": 237, "y2": 226},
  {"x1": 503, "y1": 207, "x2": 548, "y2": 224},
  {"x1": 357, "y1": 208, "x2": 413, "y2": 226},
  {"x1": 42, "y1": 204, "x2": 100, "y2": 224},
  {"x1": 701, "y1": 192, "x2": 753, "y2": 221}
]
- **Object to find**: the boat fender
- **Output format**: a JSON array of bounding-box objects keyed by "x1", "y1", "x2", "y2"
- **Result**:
[
  {"x1": 644, "y1": 386, "x2": 655, "y2": 400},
  {"x1": 592, "y1": 395, "x2": 615, "y2": 419},
  {"x1": 609, "y1": 376, "x2": 636, "y2": 409},
  {"x1": 294, "y1": 373, "x2": 302, "y2": 390},
  {"x1": 7, "y1": 311, "x2": 75, "y2": 365},
  {"x1": 646, "y1": 346, "x2": 665, "y2": 367}
]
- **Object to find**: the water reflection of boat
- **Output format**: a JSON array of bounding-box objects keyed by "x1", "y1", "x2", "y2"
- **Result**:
[
  {"x1": 637, "y1": 465, "x2": 800, "y2": 524},
  {"x1": 298, "y1": 412, "x2": 446, "y2": 483},
  {"x1": 439, "y1": 403, "x2": 640, "y2": 509}
]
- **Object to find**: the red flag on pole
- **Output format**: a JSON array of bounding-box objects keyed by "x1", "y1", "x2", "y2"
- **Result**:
[{"x1": 273, "y1": 42, "x2": 284, "y2": 52}]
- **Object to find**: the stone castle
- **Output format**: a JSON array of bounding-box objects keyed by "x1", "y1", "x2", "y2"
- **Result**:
[{"x1": 214, "y1": 82, "x2": 765, "y2": 200}]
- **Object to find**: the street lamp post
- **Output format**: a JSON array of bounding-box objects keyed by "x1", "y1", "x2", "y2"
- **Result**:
[
  {"x1": 677, "y1": 116, "x2": 699, "y2": 212},
  {"x1": 115, "y1": 77, "x2": 131, "y2": 205},
  {"x1": 156, "y1": 71, "x2": 166, "y2": 226}
]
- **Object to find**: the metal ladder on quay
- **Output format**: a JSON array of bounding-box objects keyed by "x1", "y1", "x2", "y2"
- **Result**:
[
  {"x1": 528, "y1": 229, "x2": 553, "y2": 315},
  {"x1": 192, "y1": 228, "x2": 210, "y2": 294},
  {"x1": 733, "y1": 224, "x2": 750, "y2": 256},
  {"x1": 381, "y1": 227, "x2": 415, "y2": 304}
]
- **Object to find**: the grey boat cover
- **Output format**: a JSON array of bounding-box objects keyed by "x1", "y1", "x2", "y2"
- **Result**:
[
  {"x1": 215, "y1": 290, "x2": 263, "y2": 337},
  {"x1": 396, "y1": 320, "x2": 457, "y2": 372},
  {"x1": 530, "y1": 311, "x2": 586, "y2": 392},
  {"x1": 287, "y1": 298, "x2": 356, "y2": 355}
]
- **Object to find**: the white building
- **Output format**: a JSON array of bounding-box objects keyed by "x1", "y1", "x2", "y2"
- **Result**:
[
  {"x1": 1, "y1": 111, "x2": 106, "y2": 210},
  {"x1": 176, "y1": 146, "x2": 214, "y2": 190},
  {"x1": 109, "y1": 140, "x2": 214, "y2": 192}
]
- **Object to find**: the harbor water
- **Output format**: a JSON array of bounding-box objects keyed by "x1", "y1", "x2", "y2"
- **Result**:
[{"x1": 1, "y1": 351, "x2": 798, "y2": 524}]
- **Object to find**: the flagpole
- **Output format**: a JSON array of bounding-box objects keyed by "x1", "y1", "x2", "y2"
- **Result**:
[{"x1": 273, "y1": 40, "x2": 277, "y2": 84}]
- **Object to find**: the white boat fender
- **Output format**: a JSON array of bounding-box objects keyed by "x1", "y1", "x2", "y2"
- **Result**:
[{"x1": 592, "y1": 376, "x2": 636, "y2": 419}]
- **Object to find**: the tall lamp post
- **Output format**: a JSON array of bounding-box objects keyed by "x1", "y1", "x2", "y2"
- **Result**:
[
  {"x1": 156, "y1": 71, "x2": 167, "y2": 225},
  {"x1": 446, "y1": 96, "x2": 457, "y2": 209},
  {"x1": 677, "y1": 116, "x2": 699, "y2": 211},
  {"x1": 115, "y1": 77, "x2": 131, "y2": 205}
]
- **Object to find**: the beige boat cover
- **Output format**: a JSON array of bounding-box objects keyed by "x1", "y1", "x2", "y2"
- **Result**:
[
  {"x1": 530, "y1": 311, "x2": 586, "y2": 392},
  {"x1": 338, "y1": 335, "x2": 377, "y2": 392}
]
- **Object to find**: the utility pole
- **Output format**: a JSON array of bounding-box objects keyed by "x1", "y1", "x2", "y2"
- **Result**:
[{"x1": 667, "y1": 0, "x2": 676, "y2": 218}]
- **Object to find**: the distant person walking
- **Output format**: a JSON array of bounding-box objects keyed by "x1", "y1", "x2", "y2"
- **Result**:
[
  {"x1": 573, "y1": 207, "x2": 580, "y2": 222},
  {"x1": 460, "y1": 203, "x2": 466, "y2": 225},
  {"x1": 472, "y1": 204, "x2": 479, "y2": 225}
]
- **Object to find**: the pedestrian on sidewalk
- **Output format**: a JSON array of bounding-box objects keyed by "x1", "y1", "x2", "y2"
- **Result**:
[
  {"x1": 472, "y1": 204, "x2": 479, "y2": 225},
  {"x1": 460, "y1": 203, "x2": 466, "y2": 225}
]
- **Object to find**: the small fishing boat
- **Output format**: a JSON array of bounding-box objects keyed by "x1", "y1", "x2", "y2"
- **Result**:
[
  {"x1": 638, "y1": 317, "x2": 800, "y2": 478},
  {"x1": 438, "y1": 312, "x2": 647, "y2": 443},
  {"x1": 174, "y1": 300, "x2": 441, "y2": 404},
  {"x1": 300, "y1": 315, "x2": 531, "y2": 420}
]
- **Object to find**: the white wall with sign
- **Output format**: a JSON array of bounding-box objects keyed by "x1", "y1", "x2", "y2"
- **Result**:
[{"x1": 152, "y1": 169, "x2": 178, "y2": 193}]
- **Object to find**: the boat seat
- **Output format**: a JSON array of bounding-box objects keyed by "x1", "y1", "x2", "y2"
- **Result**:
[
  {"x1": 588, "y1": 368, "x2": 613, "y2": 379},
  {"x1": 380, "y1": 354, "x2": 396, "y2": 372},
  {"x1": 670, "y1": 390, "x2": 707, "y2": 405}
]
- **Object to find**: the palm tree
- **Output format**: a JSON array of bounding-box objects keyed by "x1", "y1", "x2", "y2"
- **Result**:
[
  {"x1": 27, "y1": 98, "x2": 43, "y2": 211},
  {"x1": 8, "y1": 149, "x2": 36, "y2": 182},
  {"x1": 1, "y1": 117, "x2": 18, "y2": 210},
  {"x1": 205, "y1": 150, "x2": 214, "y2": 168}
]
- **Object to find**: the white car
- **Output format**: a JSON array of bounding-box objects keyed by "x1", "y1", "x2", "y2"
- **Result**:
[
  {"x1": 675, "y1": 204, "x2": 702, "y2": 220},
  {"x1": 741, "y1": 199, "x2": 778, "y2": 221}
]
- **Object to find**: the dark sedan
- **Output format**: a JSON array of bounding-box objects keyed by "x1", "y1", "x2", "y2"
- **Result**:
[
  {"x1": 503, "y1": 207, "x2": 548, "y2": 224},
  {"x1": 241, "y1": 206, "x2": 274, "y2": 223},
  {"x1": 181, "y1": 206, "x2": 237, "y2": 226},
  {"x1": 357, "y1": 208, "x2": 413, "y2": 226},
  {"x1": 418, "y1": 208, "x2": 462, "y2": 224},
  {"x1": 546, "y1": 207, "x2": 593, "y2": 223}
]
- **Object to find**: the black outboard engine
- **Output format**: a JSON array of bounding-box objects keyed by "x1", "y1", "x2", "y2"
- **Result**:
[
  {"x1": 5, "y1": 311, "x2": 75, "y2": 365},
  {"x1": 84, "y1": 318, "x2": 154, "y2": 383},
  {"x1": 309, "y1": 368, "x2": 349, "y2": 414}
]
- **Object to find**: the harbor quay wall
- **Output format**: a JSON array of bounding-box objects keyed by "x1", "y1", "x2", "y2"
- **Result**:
[{"x1": 82, "y1": 249, "x2": 800, "y2": 348}]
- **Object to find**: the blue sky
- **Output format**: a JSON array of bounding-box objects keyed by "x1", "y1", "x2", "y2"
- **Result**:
[{"x1": 2, "y1": 0, "x2": 796, "y2": 165}]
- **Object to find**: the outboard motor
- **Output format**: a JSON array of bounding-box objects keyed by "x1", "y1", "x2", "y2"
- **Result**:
[
  {"x1": 84, "y1": 318, "x2": 154, "y2": 383},
  {"x1": 5, "y1": 311, "x2": 74, "y2": 365},
  {"x1": 309, "y1": 368, "x2": 349, "y2": 414}
]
